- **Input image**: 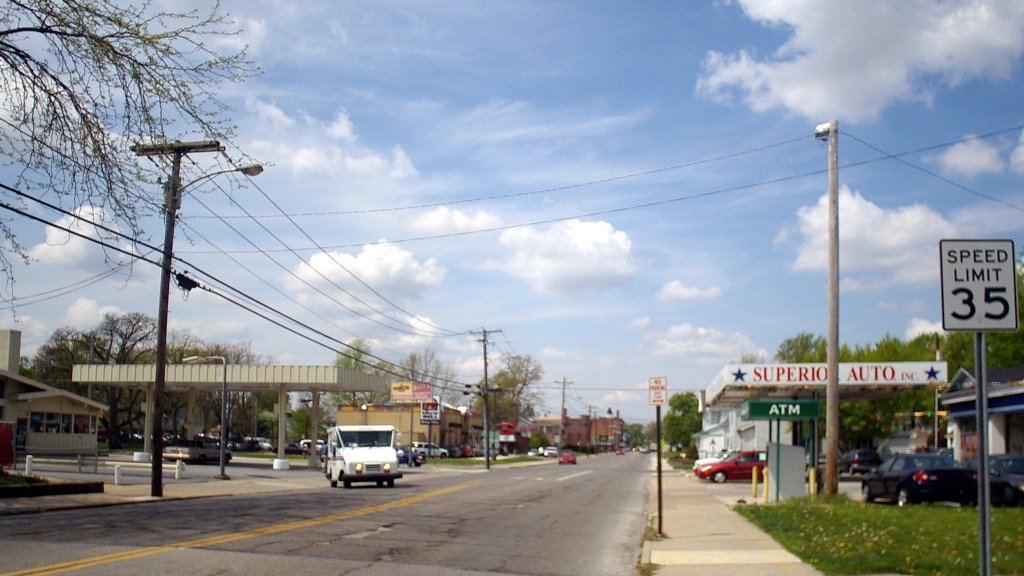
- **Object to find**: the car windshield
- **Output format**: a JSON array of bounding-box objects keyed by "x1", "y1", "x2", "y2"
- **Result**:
[
  {"x1": 908, "y1": 455, "x2": 958, "y2": 468},
  {"x1": 1000, "y1": 458, "x2": 1024, "y2": 474},
  {"x1": 340, "y1": 430, "x2": 393, "y2": 447}
]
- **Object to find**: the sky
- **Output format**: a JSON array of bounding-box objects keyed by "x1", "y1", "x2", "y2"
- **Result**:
[{"x1": 2, "y1": 0, "x2": 1023, "y2": 424}]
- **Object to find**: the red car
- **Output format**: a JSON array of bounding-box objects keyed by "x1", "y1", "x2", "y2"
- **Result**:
[
  {"x1": 557, "y1": 450, "x2": 577, "y2": 465},
  {"x1": 696, "y1": 450, "x2": 765, "y2": 483}
]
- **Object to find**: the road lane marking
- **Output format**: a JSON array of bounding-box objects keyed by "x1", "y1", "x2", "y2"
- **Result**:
[
  {"x1": 556, "y1": 470, "x2": 592, "y2": 482},
  {"x1": 1, "y1": 480, "x2": 478, "y2": 576}
]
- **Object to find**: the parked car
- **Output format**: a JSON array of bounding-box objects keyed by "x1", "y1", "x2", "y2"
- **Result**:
[
  {"x1": 544, "y1": 446, "x2": 558, "y2": 458},
  {"x1": 861, "y1": 453, "x2": 977, "y2": 506},
  {"x1": 163, "y1": 439, "x2": 231, "y2": 464},
  {"x1": 527, "y1": 448, "x2": 540, "y2": 457},
  {"x1": 840, "y1": 449, "x2": 882, "y2": 474},
  {"x1": 988, "y1": 455, "x2": 1024, "y2": 507},
  {"x1": 557, "y1": 450, "x2": 577, "y2": 465},
  {"x1": 284, "y1": 442, "x2": 308, "y2": 455},
  {"x1": 396, "y1": 445, "x2": 425, "y2": 467},
  {"x1": 411, "y1": 441, "x2": 448, "y2": 458},
  {"x1": 692, "y1": 451, "x2": 737, "y2": 474},
  {"x1": 696, "y1": 450, "x2": 765, "y2": 483}
]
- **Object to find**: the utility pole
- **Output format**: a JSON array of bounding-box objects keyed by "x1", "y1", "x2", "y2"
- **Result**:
[
  {"x1": 131, "y1": 140, "x2": 223, "y2": 498},
  {"x1": 557, "y1": 377, "x2": 571, "y2": 447},
  {"x1": 814, "y1": 120, "x2": 840, "y2": 496},
  {"x1": 472, "y1": 328, "x2": 501, "y2": 470}
]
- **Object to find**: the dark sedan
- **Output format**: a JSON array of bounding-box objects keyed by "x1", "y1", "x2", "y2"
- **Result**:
[
  {"x1": 990, "y1": 455, "x2": 1024, "y2": 507},
  {"x1": 839, "y1": 448, "x2": 882, "y2": 474},
  {"x1": 861, "y1": 453, "x2": 977, "y2": 506}
]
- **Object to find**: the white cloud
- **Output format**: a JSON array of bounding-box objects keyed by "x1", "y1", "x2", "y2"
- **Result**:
[
  {"x1": 628, "y1": 316, "x2": 651, "y2": 329},
  {"x1": 63, "y1": 298, "x2": 121, "y2": 330},
  {"x1": 1010, "y1": 129, "x2": 1024, "y2": 173},
  {"x1": 409, "y1": 207, "x2": 501, "y2": 235},
  {"x1": 936, "y1": 136, "x2": 1004, "y2": 177},
  {"x1": 326, "y1": 110, "x2": 357, "y2": 142},
  {"x1": 539, "y1": 347, "x2": 567, "y2": 359},
  {"x1": 697, "y1": 1, "x2": 1024, "y2": 122},
  {"x1": 28, "y1": 206, "x2": 126, "y2": 267},
  {"x1": 648, "y1": 323, "x2": 767, "y2": 364},
  {"x1": 244, "y1": 96, "x2": 295, "y2": 128},
  {"x1": 291, "y1": 242, "x2": 446, "y2": 303},
  {"x1": 492, "y1": 219, "x2": 634, "y2": 295},
  {"x1": 657, "y1": 280, "x2": 722, "y2": 303},
  {"x1": 905, "y1": 317, "x2": 944, "y2": 340},
  {"x1": 788, "y1": 186, "x2": 957, "y2": 287}
]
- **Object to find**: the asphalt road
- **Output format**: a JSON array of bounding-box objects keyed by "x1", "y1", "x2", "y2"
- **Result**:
[{"x1": 0, "y1": 454, "x2": 650, "y2": 576}]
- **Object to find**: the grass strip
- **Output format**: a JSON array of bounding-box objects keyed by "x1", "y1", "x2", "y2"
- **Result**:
[{"x1": 735, "y1": 496, "x2": 1024, "y2": 575}]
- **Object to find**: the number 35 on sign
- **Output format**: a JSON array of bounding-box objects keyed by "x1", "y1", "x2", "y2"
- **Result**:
[{"x1": 940, "y1": 239, "x2": 1018, "y2": 332}]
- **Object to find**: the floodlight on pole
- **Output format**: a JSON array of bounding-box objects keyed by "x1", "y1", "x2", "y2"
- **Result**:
[{"x1": 183, "y1": 355, "x2": 229, "y2": 480}]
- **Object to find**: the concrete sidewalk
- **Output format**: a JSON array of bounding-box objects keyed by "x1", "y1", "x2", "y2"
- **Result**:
[{"x1": 643, "y1": 467, "x2": 822, "y2": 575}]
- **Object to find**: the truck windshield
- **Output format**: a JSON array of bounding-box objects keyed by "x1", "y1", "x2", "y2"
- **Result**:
[{"x1": 340, "y1": 431, "x2": 393, "y2": 447}]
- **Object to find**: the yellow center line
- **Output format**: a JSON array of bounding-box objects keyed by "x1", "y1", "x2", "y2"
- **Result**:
[{"x1": 2, "y1": 480, "x2": 478, "y2": 576}]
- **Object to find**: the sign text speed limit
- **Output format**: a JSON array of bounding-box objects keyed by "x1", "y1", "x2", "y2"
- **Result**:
[{"x1": 940, "y1": 239, "x2": 1018, "y2": 331}]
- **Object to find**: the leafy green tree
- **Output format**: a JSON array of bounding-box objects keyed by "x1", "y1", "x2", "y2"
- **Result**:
[
  {"x1": 485, "y1": 355, "x2": 543, "y2": 425},
  {"x1": 0, "y1": 1, "x2": 258, "y2": 291},
  {"x1": 329, "y1": 339, "x2": 392, "y2": 408},
  {"x1": 624, "y1": 423, "x2": 647, "y2": 448},
  {"x1": 662, "y1": 392, "x2": 702, "y2": 452}
]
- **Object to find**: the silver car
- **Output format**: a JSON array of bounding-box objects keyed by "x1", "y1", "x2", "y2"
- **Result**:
[{"x1": 163, "y1": 439, "x2": 231, "y2": 464}]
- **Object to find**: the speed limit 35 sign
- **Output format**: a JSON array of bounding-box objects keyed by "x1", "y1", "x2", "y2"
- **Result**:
[{"x1": 940, "y1": 239, "x2": 1018, "y2": 332}]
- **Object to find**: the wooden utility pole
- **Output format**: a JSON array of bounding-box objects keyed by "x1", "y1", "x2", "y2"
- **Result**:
[
  {"x1": 131, "y1": 140, "x2": 223, "y2": 498},
  {"x1": 815, "y1": 120, "x2": 840, "y2": 496}
]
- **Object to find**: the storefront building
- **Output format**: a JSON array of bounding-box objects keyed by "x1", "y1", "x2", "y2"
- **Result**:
[
  {"x1": 0, "y1": 330, "x2": 107, "y2": 456},
  {"x1": 941, "y1": 365, "x2": 1024, "y2": 461}
]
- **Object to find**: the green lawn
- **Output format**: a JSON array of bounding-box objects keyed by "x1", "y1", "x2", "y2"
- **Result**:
[
  {"x1": 0, "y1": 472, "x2": 47, "y2": 486},
  {"x1": 736, "y1": 496, "x2": 1024, "y2": 575}
]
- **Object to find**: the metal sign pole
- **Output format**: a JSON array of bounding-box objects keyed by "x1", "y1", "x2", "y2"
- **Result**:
[
  {"x1": 656, "y1": 403, "x2": 663, "y2": 536},
  {"x1": 975, "y1": 332, "x2": 991, "y2": 576}
]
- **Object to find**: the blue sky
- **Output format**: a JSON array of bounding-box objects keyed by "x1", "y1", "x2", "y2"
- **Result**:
[{"x1": 3, "y1": 1, "x2": 1023, "y2": 423}]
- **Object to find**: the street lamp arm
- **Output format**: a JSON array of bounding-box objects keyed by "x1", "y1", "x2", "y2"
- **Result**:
[{"x1": 178, "y1": 164, "x2": 262, "y2": 192}]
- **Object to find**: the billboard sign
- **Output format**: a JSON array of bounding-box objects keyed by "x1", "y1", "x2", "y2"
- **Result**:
[{"x1": 390, "y1": 381, "x2": 433, "y2": 404}]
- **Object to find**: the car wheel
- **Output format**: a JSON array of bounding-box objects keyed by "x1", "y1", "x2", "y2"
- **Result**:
[
  {"x1": 376, "y1": 480, "x2": 384, "y2": 487},
  {"x1": 387, "y1": 479, "x2": 395, "y2": 488},
  {"x1": 329, "y1": 477, "x2": 337, "y2": 488},
  {"x1": 343, "y1": 479, "x2": 351, "y2": 489},
  {"x1": 711, "y1": 471, "x2": 727, "y2": 483},
  {"x1": 197, "y1": 454, "x2": 207, "y2": 464},
  {"x1": 861, "y1": 483, "x2": 874, "y2": 503},
  {"x1": 897, "y1": 487, "x2": 912, "y2": 507},
  {"x1": 1003, "y1": 486, "x2": 1016, "y2": 507}
]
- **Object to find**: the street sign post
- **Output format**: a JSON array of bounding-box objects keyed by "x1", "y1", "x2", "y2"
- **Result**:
[
  {"x1": 648, "y1": 376, "x2": 667, "y2": 406},
  {"x1": 643, "y1": 377, "x2": 667, "y2": 532},
  {"x1": 940, "y1": 238, "x2": 1018, "y2": 576}
]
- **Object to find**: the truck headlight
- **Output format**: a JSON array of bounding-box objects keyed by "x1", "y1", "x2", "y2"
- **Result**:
[
  {"x1": 355, "y1": 463, "x2": 363, "y2": 474},
  {"x1": 383, "y1": 462, "x2": 392, "y2": 473}
]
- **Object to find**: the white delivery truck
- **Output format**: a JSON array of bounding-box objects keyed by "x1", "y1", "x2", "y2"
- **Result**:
[{"x1": 324, "y1": 425, "x2": 403, "y2": 488}]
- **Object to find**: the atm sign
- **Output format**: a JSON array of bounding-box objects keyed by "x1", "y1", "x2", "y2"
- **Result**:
[{"x1": 743, "y1": 400, "x2": 820, "y2": 420}]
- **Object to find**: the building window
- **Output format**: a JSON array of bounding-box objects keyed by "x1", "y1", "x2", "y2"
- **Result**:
[{"x1": 30, "y1": 412, "x2": 43, "y2": 432}]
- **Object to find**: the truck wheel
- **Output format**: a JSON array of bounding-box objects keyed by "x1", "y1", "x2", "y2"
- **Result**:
[
  {"x1": 387, "y1": 479, "x2": 395, "y2": 488},
  {"x1": 343, "y1": 479, "x2": 351, "y2": 489},
  {"x1": 376, "y1": 480, "x2": 384, "y2": 487},
  {"x1": 329, "y1": 477, "x2": 337, "y2": 488}
]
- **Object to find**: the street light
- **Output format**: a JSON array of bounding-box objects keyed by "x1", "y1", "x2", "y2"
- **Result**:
[
  {"x1": 132, "y1": 139, "x2": 261, "y2": 496},
  {"x1": 183, "y1": 355, "x2": 229, "y2": 480}
]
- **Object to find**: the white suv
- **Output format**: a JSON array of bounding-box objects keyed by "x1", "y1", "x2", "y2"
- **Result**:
[{"x1": 412, "y1": 441, "x2": 448, "y2": 458}]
